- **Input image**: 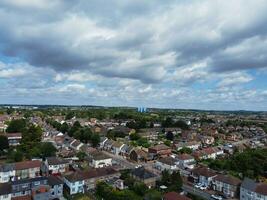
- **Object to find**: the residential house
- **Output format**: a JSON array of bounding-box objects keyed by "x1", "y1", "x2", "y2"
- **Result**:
[
  {"x1": 47, "y1": 176, "x2": 64, "y2": 200},
  {"x1": 212, "y1": 174, "x2": 241, "y2": 198},
  {"x1": 44, "y1": 157, "x2": 69, "y2": 175},
  {"x1": 129, "y1": 148, "x2": 150, "y2": 162},
  {"x1": 99, "y1": 137, "x2": 108, "y2": 149},
  {"x1": 155, "y1": 157, "x2": 178, "y2": 172},
  {"x1": 88, "y1": 151, "x2": 112, "y2": 168},
  {"x1": 130, "y1": 167, "x2": 158, "y2": 188},
  {"x1": 0, "y1": 123, "x2": 7, "y2": 133},
  {"x1": 63, "y1": 171, "x2": 85, "y2": 195},
  {"x1": 15, "y1": 160, "x2": 41, "y2": 180},
  {"x1": 240, "y1": 178, "x2": 267, "y2": 200},
  {"x1": 200, "y1": 136, "x2": 215, "y2": 146},
  {"x1": 0, "y1": 176, "x2": 63, "y2": 200},
  {"x1": 177, "y1": 154, "x2": 196, "y2": 169},
  {"x1": 148, "y1": 144, "x2": 172, "y2": 159},
  {"x1": 138, "y1": 128, "x2": 161, "y2": 141},
  {"x1": 173, "y1": 141, "x2": 201, "y2": 151},
  {"x1": 5, "y1": 133, "x2": 22, "y2": 146},
  {"x1": 190, "y1": 167, "x2": 217, "y2": 187},
  {"x1": 69, "y1": 140, "x2": 84, "y2": 151},
  {"x1": 102, "y1": 139, "x2": 114, "y2": 151},
  {"x1": 0, "y1": 164, "x2": 15, "y2": 183},
  {"x1": 0, "y1": 182, "x2": 11, "y2": 200},
  {"x1": 12, "y1": 177, "x2": 50, "y2": 200},
  {"x1": 120, "y1": 144, "x2": 134, "y2": 158},
  {"x1": 192, "y1": 147, "x2": 224, "y2": 160},
  {"x1": 111, "y1": 141, "x2": 125, "y2": 156},
  {"x1": 82, "y1": 167, "x2": 120, "y2": 190},
  {"x1": 163, "y1": 192, "x2": 192, "y2": 200}
]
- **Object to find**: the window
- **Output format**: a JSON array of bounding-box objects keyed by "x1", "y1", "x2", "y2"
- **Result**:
[{"x1": 71, "y1": 187, "x2": 75, "y2": 192}]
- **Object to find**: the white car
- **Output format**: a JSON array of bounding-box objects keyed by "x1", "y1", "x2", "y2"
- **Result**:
[
  {"x1": 211, "y1": 194, "x2": 223, "y2": 200},
  {"x1": 200, "y1": 185, "x2": 208, "y2": 190},
  {"x1": 194, "y1": 183, "x2": 202, "y2": 188}
]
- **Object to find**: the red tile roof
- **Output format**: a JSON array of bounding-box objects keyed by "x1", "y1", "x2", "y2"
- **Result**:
[
  {"x1": 15, "y1": 160, "x2": 41, "y2": 170},
  {"x1": 177, "y1": 154, "x2": 194, "y2": 160},
  {"x1": 150, "y1": 144, "x2": 171, "y2": 151},
  {"x1": 255, "y1": 183, "x2": 267, "y2": 196},
  {"x1": 191, "y1": 166, "x2": 217, "y2": 177},
  {"x1": 164, "y1": 192, "x2": 191, "y2": 200},
  {"x1": 214, "y1": 174, "x2": 241, "y2": 186},
  {"x1": 12, "y1": 195, "x2": 31, "y2": 200}
]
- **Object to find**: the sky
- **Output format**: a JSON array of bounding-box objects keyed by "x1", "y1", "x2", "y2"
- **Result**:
[{"x1": 0, "y1": 0, "x2": 267, "y2": 111}]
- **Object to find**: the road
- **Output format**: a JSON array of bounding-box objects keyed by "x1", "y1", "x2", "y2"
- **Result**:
[{"x1": 183, "y1": 184, "x2": 213, "y2": 200}]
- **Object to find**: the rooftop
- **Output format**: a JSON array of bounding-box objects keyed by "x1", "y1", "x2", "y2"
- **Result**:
[
  {"x1": 131, "y1": 167, "x2": 157, "y2": 180},
  {"x1": 163, "y1": 192, "x2": 192, "y2": 200},
  {"x1": 15, "y1": 160, "x2": 41, "y2": 170}
]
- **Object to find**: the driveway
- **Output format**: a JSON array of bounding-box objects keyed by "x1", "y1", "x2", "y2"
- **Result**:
[{"x1": 183, "y1": 184, "x2": 213, "y2": 200}]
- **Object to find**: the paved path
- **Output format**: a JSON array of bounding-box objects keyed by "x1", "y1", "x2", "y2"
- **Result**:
[{"x1": 183, "y1": 184, "x2": 212, "y2": 200}]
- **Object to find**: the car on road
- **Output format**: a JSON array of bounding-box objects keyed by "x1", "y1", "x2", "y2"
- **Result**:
[{"x1": 211, "y1": 194, "x2": 223, "y2": 200}]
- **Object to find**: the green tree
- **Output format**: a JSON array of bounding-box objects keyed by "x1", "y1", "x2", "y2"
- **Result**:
[
  {"x1": 130, "y1": 132, "x2": 141, "y2": 141},
  {"x1": 131, "y1": 182, "x2": 148, "y2": 196},
  {"x1": 9, "y1": 150, "x2": 23, "y2": 162},
  {"x1": 77, "y1": 151, "x2": 87, "y2": 161},
  {"x1": 179, "y1": 147, "x2": 193, "y2": 154},
  {"x1": 144, "y1": 189, "x2": 162, "y2": 200},
  {"x1": 173, "y1": 120, "x2": 189, "y2": 130},
  {"x1": 6, "y1": 119, "x2": 27, "y2": 133},
  {"x1": 65, "y1": 112, "x2": 75, "y2": 120},
  {"x1": 162, "y1": 117, "x2": 174, "y2": 128},
  {"x1": 68, "y1": 121, "x2": 81, "y2": 137},
  {"x1": 91, "y1": 133, "x2": 100, "y2": 147},
  {"x1": 39, "y1": 142, "x2": 57, "y2": 158},
  {"x1": 60, "y1": 122, "x2": 69, "y2": 133},
  {"x1": 0, "y1": 135, "x2": 9, "y2": 151},
  {"x1": 166, "y1": 131, "x2": 174, "y2": 141}
]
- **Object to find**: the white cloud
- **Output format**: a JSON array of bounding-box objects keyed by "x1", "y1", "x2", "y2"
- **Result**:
[{"x1": 217, "y1": 72, "x2": 253, "y2": 87}]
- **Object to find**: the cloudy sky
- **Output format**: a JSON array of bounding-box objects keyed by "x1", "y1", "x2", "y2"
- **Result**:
[{"x1": 0, "y1": 0, "x2": 267, "y2": 110}]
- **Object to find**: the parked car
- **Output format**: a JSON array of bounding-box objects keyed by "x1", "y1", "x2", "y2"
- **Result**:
[
  {"x1": 200, "y1": 185, "x2": 208, "y2": 190},
  {"x1": 194, "y1": 183, "x2": 202, "y2": 189},
  {"x1": 211, "y1": 194, "x2": 223, "y2": 200}
]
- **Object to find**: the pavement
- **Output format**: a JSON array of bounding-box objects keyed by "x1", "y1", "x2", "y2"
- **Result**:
[{"x1": 183, "y1": 184, "x2": 214, "y2": 200}]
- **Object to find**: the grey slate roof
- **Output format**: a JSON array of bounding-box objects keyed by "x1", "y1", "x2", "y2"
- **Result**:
[
  {"x1": 241, "y1": 178, "x2": 257, "y2": 191},
  {"x1": 47, "y1": 176, "x2": 63, "y2": 186},
  {"x1": 131, "y1": 167, "x2": 157, "y2": 180},
  {"x1": 0, "y1": 163, "x2": 14, "y2": 172}
]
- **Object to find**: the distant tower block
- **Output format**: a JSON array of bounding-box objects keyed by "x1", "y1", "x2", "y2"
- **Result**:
[{"x1": 137, "y1": 107, "x2": 147, "y2": 113}]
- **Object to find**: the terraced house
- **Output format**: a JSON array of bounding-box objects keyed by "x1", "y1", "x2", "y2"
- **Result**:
[
  {"x1": 240, "y1": 178, "x2": 267, "y2": 200},
  {"x1": 212, "y1": 174, "x2": 241, "y2": 198}
]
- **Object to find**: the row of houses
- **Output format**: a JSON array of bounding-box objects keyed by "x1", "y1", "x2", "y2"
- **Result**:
[
  {"x1": 62, "y1": 167, "x2": 121, "y2": 195},
  {"x1": 0, "y1": 176, "x2": 63, "y2": 200},
  {"x1": 0, "y1": 160, "x2": 41, "y2": 183},
  {"x1": 155, "y1": 154, "x2": 196, "y2": 172},
  {"x1": 189, "y1": 166, "x2": 267, "y2": 199},
  {"x1": 0, "y1": 157, "x2": 73, "y2": 184}
]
